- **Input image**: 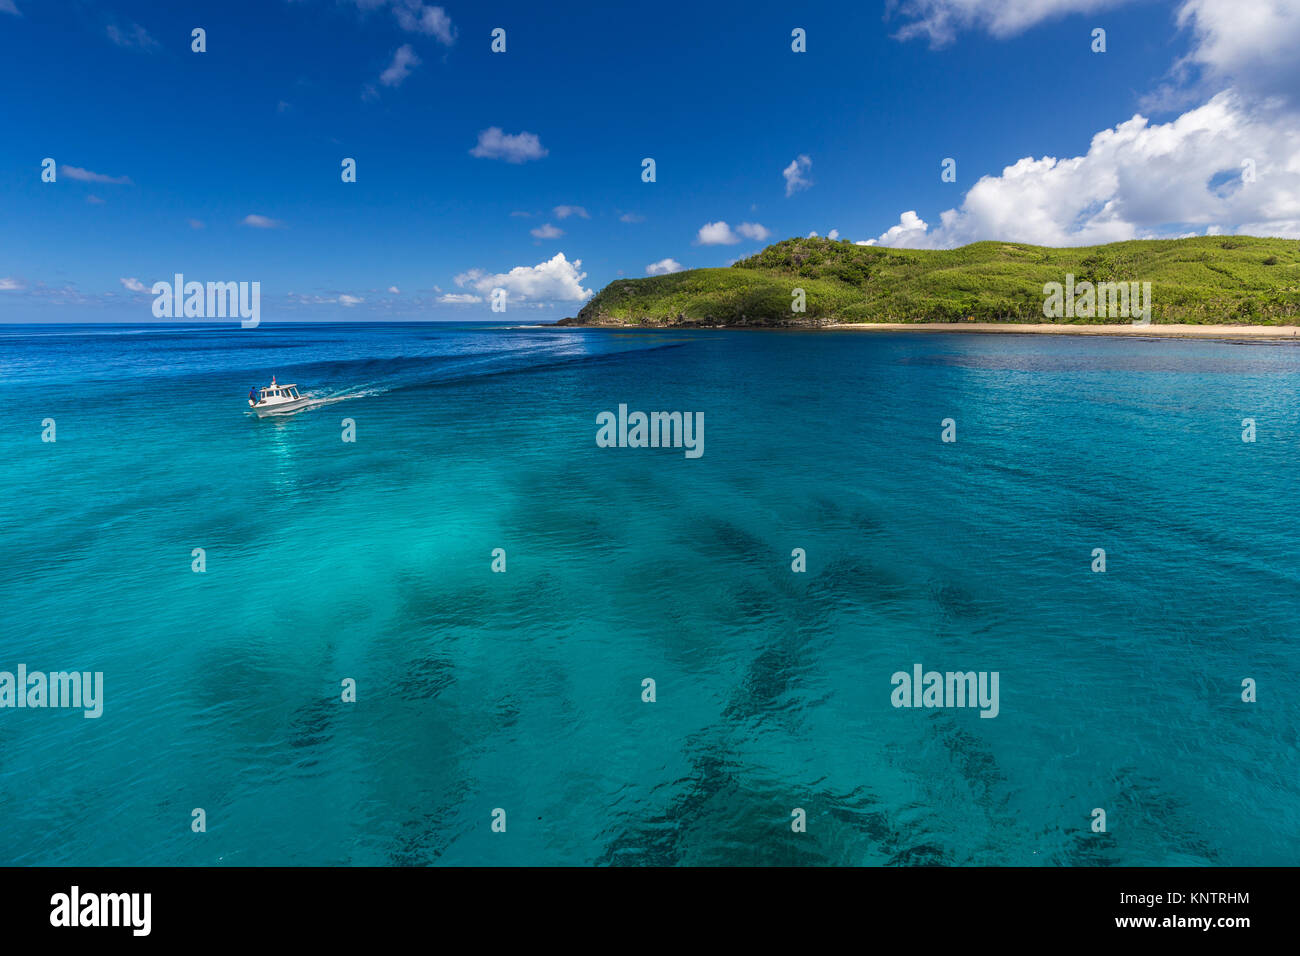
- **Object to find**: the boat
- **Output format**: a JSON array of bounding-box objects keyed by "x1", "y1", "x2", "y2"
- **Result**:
[{"x1": 247, "y1": 377, "x2": 309, "y2": 416}]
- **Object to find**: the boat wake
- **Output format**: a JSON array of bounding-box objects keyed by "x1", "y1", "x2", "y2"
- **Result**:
[{"x1": 296, "y1": 385, "x2": 387, "y2": 410}]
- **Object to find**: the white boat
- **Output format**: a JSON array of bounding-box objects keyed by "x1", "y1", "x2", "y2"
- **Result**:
[{"x1": 248, "y1": 378, "x2": 309, "y2": 416}]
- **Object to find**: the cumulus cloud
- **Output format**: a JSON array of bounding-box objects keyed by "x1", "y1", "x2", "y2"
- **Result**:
[
  {"x1": 454, "y1": 253, "x2": 592, "y2": 303},
  {"x1": 869, "y1": 92, "x2": 1300, "y2": 247},
  {"x1": 0, "y1": 277, "x2": 23, "y2": 291},
  {"x1": 865, "y1": 211, "x2": 931, "y2": 247},
  {"x1": 827, "y1": 228, "x2": 840, "y2": 240},
  {"x1": 242, "y1": 214, "x2": 285, "y2": 229},
  {"x1": 119, "y1": 277, "x2": 149, "y2": 293},
  {"x1": 867, "y1": 1, "x2": 1300, "y2": 247},
  {"x1": 470, "y1": 127, "x2": 548, "y2": 163},
  {"x1": 554, "y1": 205, "x2": 589, "y2": 219},
  {"x1": 393, "y1": 1, "x2": 455, "y2": 43},
  {"x1": 338, "y1": 294, "x2": 364, "y2": 306},
  {"x1": 438, "y1": 292, "x2": 482, "y2": 304},
  {"x1": 783, "y1": 154, "x2": 812, "y2": 196},
  {"x1": 1174, "y1": 0, "x2": 1300, "y2": 101},
  {"x1": 379, "y1": 44, "x2": 421, "y2": 87},
  {"x1": 530, "y1": 223, "x2": 564, "y2": 239},
  {"x1": 697, "y1": 221, "x2": 770, "y2": 244},
  {"x1": 646, "y1": 258, "x2": 684, "y2": 276},
  {"x1": 388, "y1": 285, "x2": 401, "y2": 294},
  {"x1": 889, "y1": 0, "x2": 1127, "y2": 48},
  {"x1": 697, "y1": 221, "x2": 739, "y2": 245},
  {"x1": 61, "y1": 165, "x2": 131, "y2": 185}
]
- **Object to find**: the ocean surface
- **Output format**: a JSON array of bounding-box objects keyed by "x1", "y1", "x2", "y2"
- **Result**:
[{"x1": 1, "y1": 322, "x2": 1297, "y2": 866}]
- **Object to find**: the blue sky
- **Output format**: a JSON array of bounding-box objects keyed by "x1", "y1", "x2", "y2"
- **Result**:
[{"x1": 2, "y1": 0, "x2": 1298, "y2": 321}]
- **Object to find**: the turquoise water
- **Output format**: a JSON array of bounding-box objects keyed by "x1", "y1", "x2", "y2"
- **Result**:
[{"x1": 1, "y1": 322, "x2": 1297, "y2": 866}]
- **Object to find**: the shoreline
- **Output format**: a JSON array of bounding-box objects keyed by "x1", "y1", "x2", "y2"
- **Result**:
[
  {"x1": 829, "y1": 322, "x2": 1300, "y2": 338},
  {"x1": 556, "y1": 321, "x2": 1300, "y2": 339}
]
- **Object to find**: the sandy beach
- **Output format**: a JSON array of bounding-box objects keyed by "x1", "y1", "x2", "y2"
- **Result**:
[{"x1": 827, "y1": 322, "x2": 1300, "y2": 339}]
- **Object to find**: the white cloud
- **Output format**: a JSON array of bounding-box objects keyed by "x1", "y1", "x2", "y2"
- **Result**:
[
  {"x1": 646, "y1": 258, "x2": 684, "y2": 276},
  {"x1": 783, "y1": 154, "x2": 812, "y2": 196},
  {"x1": 338, "y1": 294, "x2": 364, "y2": 306},
  {"x1": 454, "y1": 253, "x2": 592, "y2": 303},
  {"x1": 697, "y1": 221, "x2": 769, "y2": 244},
  {"x1": 242, "y1": 214, "x2": 285, "y2": 229},
  {"x1": 0, "y1": 277, "x2": 23, "y2": 291},
  {"x1": 827, "y1": 229, "x2": 840, "y2": 240},
  {"x1": 119, "y1": 277, "x2": 149, "y2": 293},
  {"x1": 388, "y1": 285, "x2": 401, "y2": 294},
  {"x1": 379, "y1": 44, "x2": 421, "y2": 87},
  {"x1": 86, "y1": 195, "x2": 105, "y2": 205},
  {"x1": 808, "y1": 231, "x2": 819, "y2": 237},
  {"x1": 868, "y1": 92, "x2": 1300, "y2": 247},
  {"x1": 106, "y1": 22, "x2": 158, "y2": 50},
  {"x1": 531, "y1": 223, "x2": 564, "y2": 239},
  {"x1": 470, "y1": 127, "x2": 548, "y2": 163},
  {"x1": 868, "y1": 1, "x2": 1300, "y2": 247},
  {"x1": 61, "y1": 165, "x2": 131, "y2": 185},
  {"x1": 890, "y1": 0, "x2": 1127, "y2": 48},
  {"x1": 868, "y1": 211, "x2": 931, "y2": 247},
  {"x1": 1174, "y1": 0, "x2": 1300, "y2": 101},
  {"x1": 697, "y1": 221, "x2": 739, "y2": 245},
  {"x1": 438, "y1": 292, "x2": 482, "y2": 304},
  {"x1": 619, "y1": 212, "x2": 645, "y2": 223},
  {"x1": 393, "y1": 1, "x2": 455, "y2": 43},
  {"x1": 554, "y1": 205, "x2": 589, "y2": 219}
]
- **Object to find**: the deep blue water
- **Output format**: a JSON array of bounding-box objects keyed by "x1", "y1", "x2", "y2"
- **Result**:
[{"x1": 1, "y1": 322, "x2": 1297, "y2": 866}]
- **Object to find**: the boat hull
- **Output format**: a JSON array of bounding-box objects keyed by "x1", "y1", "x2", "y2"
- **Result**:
[{"x1": 249, "y1": 398, "x2": 310, "y2": 417}]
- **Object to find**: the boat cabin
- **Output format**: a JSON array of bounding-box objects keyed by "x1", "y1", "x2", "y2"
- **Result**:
[{"x1": 258, "y1": 384, "x2": 301, "y2": 402}]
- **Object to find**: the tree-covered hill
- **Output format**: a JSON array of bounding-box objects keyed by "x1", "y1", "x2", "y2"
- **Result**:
[{"x1": 558, "y1": 235, "x2": 1300, "y2": 326}]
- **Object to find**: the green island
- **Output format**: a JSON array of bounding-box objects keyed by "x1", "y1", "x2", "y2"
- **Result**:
[{"x1": 558, "y1": 235, "x2": 1300, "y2": 328}]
